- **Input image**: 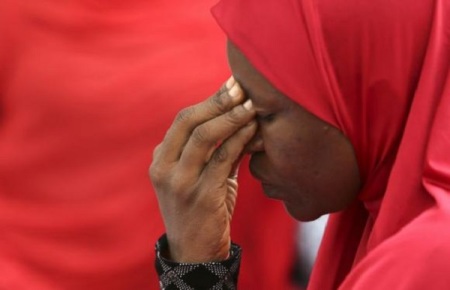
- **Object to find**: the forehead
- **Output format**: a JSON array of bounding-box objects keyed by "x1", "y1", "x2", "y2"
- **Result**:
[{"x1": 227, "y1": 41, "x2": 288, "y2": 107}]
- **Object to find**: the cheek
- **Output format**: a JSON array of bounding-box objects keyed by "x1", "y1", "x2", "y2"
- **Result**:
[
  {"x1": 262, "y1": 123, "x2": 337, "y2": 210},
  {"x1": 262, "y1": 123, "x2": 314, "y2": 181}
]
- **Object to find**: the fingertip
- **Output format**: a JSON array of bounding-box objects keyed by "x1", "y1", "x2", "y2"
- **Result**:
[
  {"x1": 228, "y1": 82, "x2": 243, "y2": 101},
  {"x1": 226, "y1": 76, "x2": 235, "y2": 89},
  {"x1": 243, "y1": 99, "x2": 253, "y2": 110}
]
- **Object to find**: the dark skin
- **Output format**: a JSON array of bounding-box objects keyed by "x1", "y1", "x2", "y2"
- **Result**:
[{"x1": 150, "y1": 41, "x2": 360, "y2": 262}]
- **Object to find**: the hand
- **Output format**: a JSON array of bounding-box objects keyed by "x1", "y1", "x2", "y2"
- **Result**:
[{"x1": 150, "y1": 77, "x2": 257, "y2": 263}]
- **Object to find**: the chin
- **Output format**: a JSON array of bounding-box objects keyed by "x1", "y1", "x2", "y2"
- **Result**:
[{"x1": 283, "y1": 201, "x2": 323, "y2": 222}]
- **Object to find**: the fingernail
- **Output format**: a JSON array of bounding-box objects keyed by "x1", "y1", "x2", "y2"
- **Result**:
[
  {"x1": 229, "y1": 83, "x2": 241, "y2": 100},
  {"x1": 226, "y1": 76, "x2": 235, "y2": 89},
  {"x1": 243, "y1": 99, "x2": 253, "y2": 110}
]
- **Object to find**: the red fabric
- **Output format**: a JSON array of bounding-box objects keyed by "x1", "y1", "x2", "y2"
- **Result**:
[
  {"x1": 0, "y1": 1, "x2": 296, "y2": 289},
  {"x1": 213, "y1": 0, "x2": 450, "y2": 288}
]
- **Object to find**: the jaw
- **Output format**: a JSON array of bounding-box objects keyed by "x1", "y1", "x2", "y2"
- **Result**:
[{"x1": 283, "y1": 200, "x2": 323, "y2": 222}]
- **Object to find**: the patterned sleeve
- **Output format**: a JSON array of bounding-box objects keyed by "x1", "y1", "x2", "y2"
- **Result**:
[{"x1": 155, "y1": 234, "x2": 241, "y2": 290}]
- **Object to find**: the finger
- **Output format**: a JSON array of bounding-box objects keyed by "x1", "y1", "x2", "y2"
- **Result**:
[
  {"x1": 178, "y1": 100, "x2": 255, "y2": 177},
  {"x1": 201, "y1": 120, "x2": 258, "y2": 185},
  {"x1": 229, "y1": 152, "x2": 245, "y2": 179},
  {"x1": 157, "y1": 77, "x2": 245, "y2": 163}
]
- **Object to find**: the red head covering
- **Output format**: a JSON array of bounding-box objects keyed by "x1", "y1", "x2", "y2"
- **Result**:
[{"x1": 213, "y1": 0, "x2": 450, "y2": 288}]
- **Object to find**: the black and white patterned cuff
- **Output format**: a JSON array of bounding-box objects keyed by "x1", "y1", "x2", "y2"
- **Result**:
[{"x1": 155, "y1": 234, "x2": 241, "y2": 290}]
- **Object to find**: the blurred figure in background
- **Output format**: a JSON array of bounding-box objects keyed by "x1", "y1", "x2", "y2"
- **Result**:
[
  {"x1": 0, "y1": 0, "x2": 298, "y2": 289},
  {"x1": 296, "y1": 216, "x2": 328, "y2": 288}
]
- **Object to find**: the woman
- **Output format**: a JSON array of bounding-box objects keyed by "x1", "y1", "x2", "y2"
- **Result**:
[
  {"x1": 0, "y1": 0, "x2": 297, "y2": 289},
  {"x1": 151, "y1": 0, "x2": 450, "y2": 289}
]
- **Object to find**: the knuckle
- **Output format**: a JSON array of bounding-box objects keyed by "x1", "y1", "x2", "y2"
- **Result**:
[
  {"x1": 226, "y1": 106, "x2": 244, "y2": 125},
  {"x1": 152, "y1": 143, "x2": 162, "y2": 159},
  {"x1": 217, "y1": 84, "x2": 228, "y2": 95},
  {"x1": 213, "y1": 146, "x2": 229, "y2": 163},
  {"x1": 149, "y1": 162, "x2": 167, "y2": 186},
  {"x1": 175, "y1": 106, "x2": 195, "y2": 123},
  {"x1": 148, "y1": 161, "x2": 173, "y2": 189},
  {"x1": 209, "y1": 90, "x2": 228, "y2": 113},
  {"x1": 192, "y1": 125, "x2": 212, "y2": 146}
]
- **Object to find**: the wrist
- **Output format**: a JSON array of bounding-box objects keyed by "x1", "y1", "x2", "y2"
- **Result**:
[
  {"x1": 163, "y1": 216, "x2": 232, "y2": 262},
  {"x1": 167, "y1": 234, "x2": 231, "y2": 263},
  {"x1": 155, "y1": 234, "x2": 242, "y2": 289}
]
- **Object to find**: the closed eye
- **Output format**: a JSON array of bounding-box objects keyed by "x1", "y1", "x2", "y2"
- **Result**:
[{"x1": 256, "y1": 113, "x2": 276, "y2": 123}]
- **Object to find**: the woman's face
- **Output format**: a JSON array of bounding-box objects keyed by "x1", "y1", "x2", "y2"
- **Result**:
[{"x1": 228, "y1": 42, "x2": 361, "y2": 221}]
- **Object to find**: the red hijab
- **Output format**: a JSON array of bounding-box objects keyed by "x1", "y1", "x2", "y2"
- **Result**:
[{"x1": 213, "y1": 0, "x2": 450, "y2": 288}]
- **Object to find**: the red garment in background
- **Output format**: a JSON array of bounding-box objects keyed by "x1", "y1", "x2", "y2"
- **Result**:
[
  {"x1": 213, "y1": 0, "x2": 450, "y2": 289},
  {"x1": 0, "y1": 1, "x2": 297, "y2": 289}
]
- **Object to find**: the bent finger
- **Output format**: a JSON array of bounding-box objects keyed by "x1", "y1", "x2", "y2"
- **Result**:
[
  {"x1": 178, "y1": 100, "x2": 255, "y2": 177},
  {"x1": 201, "y1": 120, "x2": 258, "y2": 186},
  {"x1": 157, "y1": 77, "x2": 245, "y2": 163}
]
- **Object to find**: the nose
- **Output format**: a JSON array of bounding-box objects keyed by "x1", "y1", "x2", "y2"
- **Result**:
[{"x1": 245, "y1": 129, "x2": 264, "y2": 154}]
